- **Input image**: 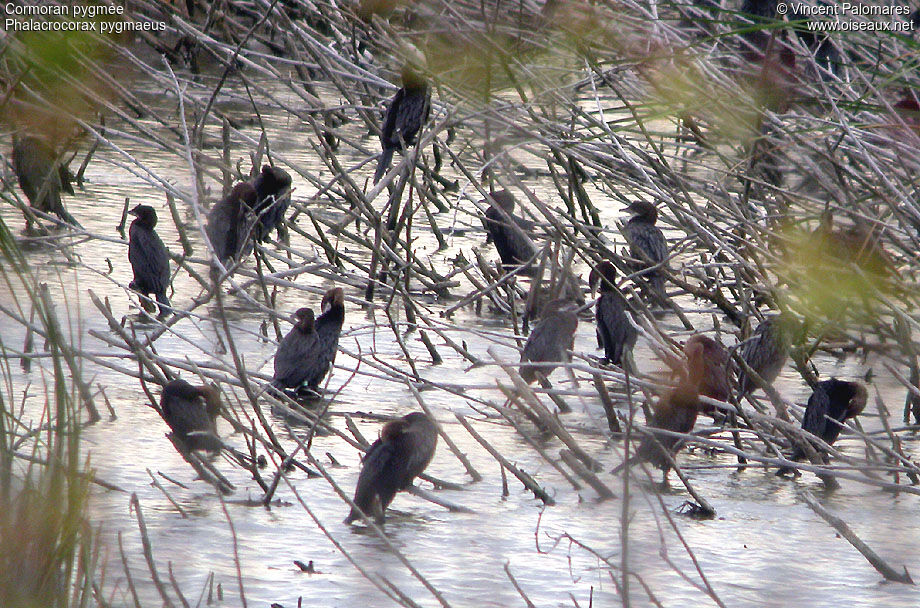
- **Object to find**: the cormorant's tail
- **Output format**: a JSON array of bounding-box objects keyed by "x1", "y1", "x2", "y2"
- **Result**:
[
  {"x1": 268, "y1": 380, "x2": 287, "y2": 396},
  {"x1": 344, "y1": 495, "x2": 384, "y2": 524},
  {"x1": 650, "y1": 273, "x2": 668, "y2": 304},
  {"x1": 611, "y1": 453, "x2": 641, "y2": 476},
  {"x1": 518, "y1": 364, "x2": 537, "y2": 385},
  {"x1": 775, "y1": 449, "x2": 804, "y2": 476},
  {"x1": 156, "y1": 292, "x2": 171, "y2": 316},
  {"x1": 184, "y1": 431, "x2": 224, "y2": 453},
  {"x1": 54, "y1": 205, "x2": 82, "y2": 229},
  {"x1": 373, "y1": 148, "x2": 394, "y2": 184}
]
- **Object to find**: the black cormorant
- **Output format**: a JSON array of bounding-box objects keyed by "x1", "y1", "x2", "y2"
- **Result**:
[
  {"x1": 159, "y1": 379, "x2": 222, "y2": 452},
  {"x1": 483, "y1": 189, "x2": 539, "y2": 270},
  {"x1": 621, "y1": 200, "x2": 668, "y2": 301},
  {"x1": 128, "y1": 204, "x2": 171, "y2": 316},
  {"x1": 373, "y1": 68, "x2": 431, "y2": 184},
  {"x1": 250, "y1": 165, "x2": 293, "y2": 242},
  {"x1": 588, "y1": 261, "x2": 637, "y2": 368},
  {"x1": 206, "y1": 182, "x2": 258, "y2": 267},
  {"x1": 737, "y1": 314, "x2": 790, "y2": 398},
  {"x1": 271, "y1": 307, "x2": 319, "y2": 395},
  {"x1": 11, "y1": 134, "x2": 80, "y2": 228},
  {"x1": 776, "y1": 379, "x2": 867, "y2": 475},
  {"x1": 520, "y1": 298, "x2": 578, "y2": 383},
  {"x1": 307, "y1": 287, "x2": 346, "y2": 393},
  {"x1": 345, "y1": 412, "x2": 438, "y2": 524}
]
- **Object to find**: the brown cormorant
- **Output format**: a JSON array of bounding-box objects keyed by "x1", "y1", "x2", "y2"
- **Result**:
[
  {"x1": 612, "y1": 338, "x2": 705, "y2": 483},
  {"x1": 684, "y1": 334, "x2": 731, "y2": 413}
]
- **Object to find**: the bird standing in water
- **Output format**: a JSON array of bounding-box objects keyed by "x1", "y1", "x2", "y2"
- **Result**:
[
  {"x1": 271, "y1": 307, "x2": 319, "y2": 396},
  {"x1": 158, "y1": 379, "x2": 223, "y2": 452},
  {"x1": 736, "y1": 314, "x2": 791, "y2": 399},
  {"x1": 621, "y1": 200, "x2": 668, "y2": 303},
  {"x1": 127, "y1": 204, "x2": 171, "y2": 317},
  {"x1": 250, "y1": 165, "x2": 293, "y2": 242},
  {"x1": 11, "y1": 133, "x2": 80, "y2": 229},
  {"x1": 589, "y1": 261, "x2": 637, "y2": 369},
  {"x1": 520, "y1": 298, "x2": 578, "y2": 383},
  {"x1": 776, "y1": 379, "x2": 867, "y2": 476},
  {"x1": 345, "y1": 412, "x2": 438, "y2": 524},
  {"x1": 483, "y1": 190, "x2": 539, "y2": 270},
  {"x1": 612, "y1": 338, "x2": 705, "y2": 484},
  {"x1": 373, "y1": 67, "x2": 431, "y2": 184},
  {"x1": 206, "y1": 182, "x2": 258, "y2": 269}
]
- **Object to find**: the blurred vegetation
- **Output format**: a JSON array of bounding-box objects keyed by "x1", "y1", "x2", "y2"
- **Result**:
[{"x1": 0, "y1": 220, "x2": 100, "y2": 608}]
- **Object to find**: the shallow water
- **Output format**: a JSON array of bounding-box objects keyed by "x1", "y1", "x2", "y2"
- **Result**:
[{"x1": 2, "y1": 61, "x2": 920, "y2": 608}]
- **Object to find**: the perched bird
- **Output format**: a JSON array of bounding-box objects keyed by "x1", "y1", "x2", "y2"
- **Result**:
[
  {"x1": 520, "y1": 298, "x2": 578, "y2": 383},
  {"x1": 249, "y1": 165, "x2": 293, "y2": 242},
  {"x1": 128, "y1": 204, "x2": 171, "y2": 316},
  {"x1": 345, "y1": 412, "x2": 438, "y2": 524},
  {"x1": 271, "y1": 307, "x2": 319, "y2": 395},
  {"x1": 373, "y1": 67, "x2": 431, "y2": 184},
  {"x1": 776, "y1": 379, "x2": 868, "y2": 476},
  {"x1": 483, "y1": 190, "x2": 539, "y2": 270},
  {"x1": 205, "y1": 182, "x2": 258, "y2": 267},
  {"x1": 736, "y1": 314, "x2": 791, "y2": 399},
  {"x1": 683, "y1": 334, "x2": 731, "y2": 412},
  {"x1": 481, "y1": 189, "x2": 537, "y2": 242},
  {"x1": 588, "y1": 261, "x2": 637, "y2": 368},
  {"x1": 11, "y1": 133, "x2": 80, "y2": 228},
  {"x1": 158, "y1": 379, "x2": 222, "y2": 452},
  {"x1": 621, "y1": 200, "x2": 668, "y2": 301},
  {"x1": 612, "y1": 338, "x2": 705, "y2": 483},
  {"x1": 310, "y1": 287, "x2": 346, "y2": 393}
]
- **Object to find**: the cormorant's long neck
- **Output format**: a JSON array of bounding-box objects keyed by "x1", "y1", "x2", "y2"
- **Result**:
[{"x1": 316, "y1": 303, "x2": 345, "y2": 331}]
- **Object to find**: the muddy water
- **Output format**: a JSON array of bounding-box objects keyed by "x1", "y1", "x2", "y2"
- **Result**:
[{"x1": 2, "y1": 68, "x2": 920, "y2": 608}]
